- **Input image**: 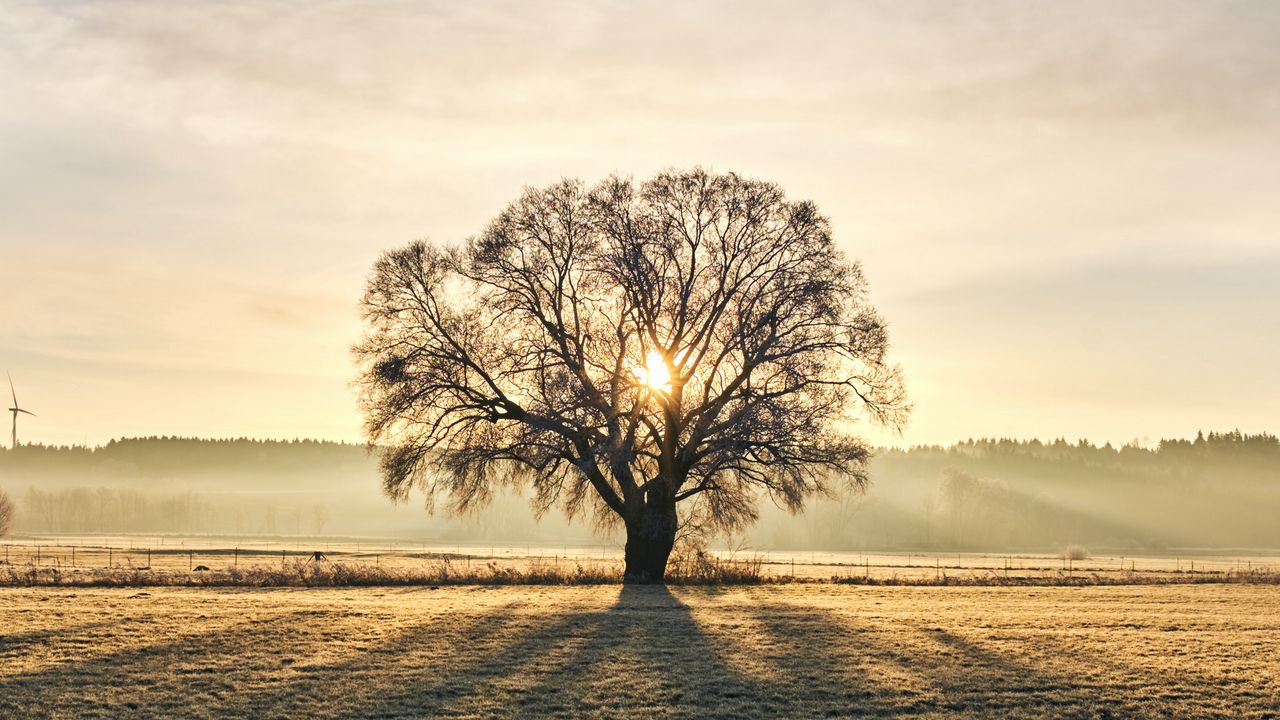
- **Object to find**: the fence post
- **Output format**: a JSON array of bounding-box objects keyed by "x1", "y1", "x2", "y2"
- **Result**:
[
  {"x1": 148, "y1": 548, "x2": 152, "y2": 569},
  {"x1": 109, "y1": 548, "x2": 113, "y2": 568},
  {"x1": 71, "y1": 546, "x2": 76, "y2": 567}
]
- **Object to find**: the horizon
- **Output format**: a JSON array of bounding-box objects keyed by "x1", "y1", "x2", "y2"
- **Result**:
[{"x1": 4, "y1": 427, "x2": 1276, "y2": 453}]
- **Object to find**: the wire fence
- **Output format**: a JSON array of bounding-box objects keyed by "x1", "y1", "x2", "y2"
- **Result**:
[{"x1": 1, "y1": 540, "x2": 1275, "y2": 582}]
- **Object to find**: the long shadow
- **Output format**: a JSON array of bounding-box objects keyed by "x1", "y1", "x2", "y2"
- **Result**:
[
  {"x1": 0, "y1": 608, "x2": 333, "y2": 718},
  {"x1": 204, "y1": 599, "x2": 543, "y2": 718},
  {"x1": 12, "y1": 587, "x2": 1264, "y2": 719},
  {"x1": 728, "y1": 599, "x2": 908, "y2": 716},
  {"x1": 914, "y1": 628, "x2": 1109, "y2": 715},
  {"x1": 319, "y1": 589, "x2": 688, "y2": 719},
  {"x1": 215, "y1": 585, "x2": 792, "y2": 719},
  {"x1": 419, "y1": 585, "x2": 893, "y2": 718},
  {"x1": 745, "y1": 602, "x2": 1234, "y2": 718},
  {"x1": 989, "y1": 625, "x2": 1280, "y2": 715},
  {"x1": 0, "y1": 620, "x2": 119, "y2": 659},
  {"x1": 0, "y1": 588, "x2": 887, "y2": 718},
  {"x1": 733, "y1": 599, "x2": 1195, "y2": 718},
  {"x1": 492, "y1": 584, "x2": 781, "y2": 719}
]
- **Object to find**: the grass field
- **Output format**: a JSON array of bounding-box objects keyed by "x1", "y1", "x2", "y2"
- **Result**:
[{"x1": 3, "y1": 584, "x2": 1278, "y2": 718}]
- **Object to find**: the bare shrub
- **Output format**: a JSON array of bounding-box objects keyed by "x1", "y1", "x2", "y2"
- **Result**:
[
  {"x1": 1060, "y1": 545, "x2": 1090, "y2": 561},
  {"x1": 666, "y1": 547, "x2": 764, "y2": 585}
]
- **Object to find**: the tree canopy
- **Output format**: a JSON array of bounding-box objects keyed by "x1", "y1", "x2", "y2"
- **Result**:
[{"x1": 354, "y1": 169, "x2": 907, "y2": 580}]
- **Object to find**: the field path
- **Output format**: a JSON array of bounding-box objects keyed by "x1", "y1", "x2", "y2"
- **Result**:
[{"x1": 2, "y1": 585, "x2": 1278, "y2": 718}]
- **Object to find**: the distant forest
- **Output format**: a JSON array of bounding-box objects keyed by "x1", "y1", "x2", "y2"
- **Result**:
[{"x1": 1, "y1": 431, "x2": 1277, "y2": 552}]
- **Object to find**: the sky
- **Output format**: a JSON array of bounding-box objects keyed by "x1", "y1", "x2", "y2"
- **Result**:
[{"x1": 2, "y1": 1, "x2": 1278, "y2": 448}]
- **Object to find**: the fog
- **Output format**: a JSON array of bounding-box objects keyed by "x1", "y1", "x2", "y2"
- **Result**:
[{"x1": 2, "y1": 432, "x2": 1277, "y2": 553}]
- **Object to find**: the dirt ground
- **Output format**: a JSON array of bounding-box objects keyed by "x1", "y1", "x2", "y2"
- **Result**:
[{"x1": 2, "y1": 584, "x2": 1278, "y2": 719}]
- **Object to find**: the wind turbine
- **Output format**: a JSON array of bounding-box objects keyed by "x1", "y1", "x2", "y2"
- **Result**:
[{"x1": 7, "y1": 372, "x2": 35, "y2": 449}]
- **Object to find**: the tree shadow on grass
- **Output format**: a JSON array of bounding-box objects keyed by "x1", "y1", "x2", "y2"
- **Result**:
[
  {"x1": 745, "y1": 604, "x2": 1241, "y2": 719},
  {"x1": 285, "y1": 586, "x2": 757, "y2": 719},
  {"x1": 35, "y1": 587, "x2": 1054, "y2": 719},
  {"x1": 0, "y1": 620, "x2": 120, "y2": 659},
  {"x1": 376, "y1": 585, "x2": 885, "y2": 719},
  {"x1": 218, "y1": 599, "x2": 553, "y2": 718},
  {"x1": 10, "y1": 587, "x2": 1266, "y2": 719},
  {"x1": 987, "y1": 625, "x2": 1280, "y2": 717},
  {"x1": 211, "y1": 585, "x2": 836, "y2": 719},
  {"x1": 730, "y1": 600, "x2": 1192, "y2": 719},
  {"x1": 489, "y1": 585, "x2": 787, "y2": 719},
  {"x1": 0, "y1": 609, "x2": 335, "y2": 719}
]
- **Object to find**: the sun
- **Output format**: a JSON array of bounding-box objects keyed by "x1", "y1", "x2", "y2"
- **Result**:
[{"x1": 632, "y1": 350, "x2": 672, "y2": 392}]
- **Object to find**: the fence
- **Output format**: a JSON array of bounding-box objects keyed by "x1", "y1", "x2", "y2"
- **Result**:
[{"x1": 1, "y1": 541, "x2": 1274, "y2": 582}]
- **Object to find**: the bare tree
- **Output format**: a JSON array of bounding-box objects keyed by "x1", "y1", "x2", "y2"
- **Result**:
[
  {"x1": 0, "y1": 489, "x2": 14, "y2": 537},
  {"x1": 355, "y1": 169, "x2": 907, "y2": 582},
  {"x1": 312, "y1": 503, "x2": 332, "y2": 535},
  {"x1": 939, "y1": 467, "x2": 977, "y2": 547}
]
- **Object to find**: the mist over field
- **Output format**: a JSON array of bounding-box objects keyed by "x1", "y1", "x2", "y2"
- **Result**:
[{"x1": 4, "y1": 431, "x2": 1276, "y2": 554}]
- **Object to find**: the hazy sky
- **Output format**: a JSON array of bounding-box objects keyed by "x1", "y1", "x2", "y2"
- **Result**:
[{"x1": 3, "y1": 1, "x2": 1278, "y2": 448}]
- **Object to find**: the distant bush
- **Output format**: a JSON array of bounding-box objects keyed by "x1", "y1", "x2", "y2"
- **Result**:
[{"x1": 1060, "y1": 545, "x2": 1090, "y2": 561}]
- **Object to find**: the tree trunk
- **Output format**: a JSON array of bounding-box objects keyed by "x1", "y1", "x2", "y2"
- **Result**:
[{"x1": 623, "y1": 503, "x2": 677, "y2": 584}]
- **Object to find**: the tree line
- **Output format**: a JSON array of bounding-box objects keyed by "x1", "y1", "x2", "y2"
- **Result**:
[
  {"x1": 2, "y1": 431, "x2": 1276, "y2": 551},
  {"x1": 750, "y1": 431, "x2": 1280, "y2": 552}
]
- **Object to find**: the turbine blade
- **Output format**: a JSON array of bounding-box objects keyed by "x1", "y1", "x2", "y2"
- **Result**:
[
  {"x1": 6, "y1": 372, "x2": 14, "y2": 407},
  {"x1": 17, "y1": 409, "x2": 35, "y2": 417}
]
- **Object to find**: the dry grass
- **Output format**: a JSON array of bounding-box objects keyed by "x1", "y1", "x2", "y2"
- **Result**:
[
  {"x1": 828, "y1": 568, "x2": 1280, "y2": 587},
  {"x1": 0, "y1": 550, "x2": 769, "y2": 588},
  {"x1": 7, "y1": 540, "x2": 1279, "y2": 583},
  {"x1": 3, "y1": 556, "x2": 1278, "y2": 589},
  {"x1": 2, "y1": 584, "x2": 1278, "y2": 718}
]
